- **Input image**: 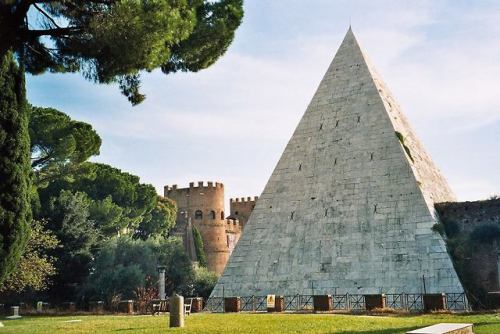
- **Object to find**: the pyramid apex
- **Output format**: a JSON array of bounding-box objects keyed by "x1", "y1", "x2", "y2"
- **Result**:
[{"x1": 343, "y1": 25, "x2": 357, "y2": 43}]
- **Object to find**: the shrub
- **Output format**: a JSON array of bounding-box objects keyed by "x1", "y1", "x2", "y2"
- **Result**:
[
  {"x1": 192, "y1": 267, "x2": 218, "y2": 299},
  {"x1": 82, "y1": 236, "x2": 194, "y2": 304}
]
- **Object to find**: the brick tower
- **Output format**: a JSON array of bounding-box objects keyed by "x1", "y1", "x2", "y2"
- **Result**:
[
  {"x1": 229, "y1": 196, "x2": 259, "y2": 228},
  {"x1": 165, "y1": 182, "x2": 241, "y2": 275}
]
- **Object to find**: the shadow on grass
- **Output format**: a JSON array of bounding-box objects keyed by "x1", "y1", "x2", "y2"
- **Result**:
[{"x1": 114, "y1": 328, "x2": 148, "y2": 332}]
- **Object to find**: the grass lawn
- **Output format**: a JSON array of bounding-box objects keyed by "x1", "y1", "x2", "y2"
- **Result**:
[{"x1": 1, "y1": 313, "x2": 499, "y2": 334}]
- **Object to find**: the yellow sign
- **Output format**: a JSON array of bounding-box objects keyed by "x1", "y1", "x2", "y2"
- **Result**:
[{"x1": 266, "y1": 295, "x2": 275, "y2": 308}]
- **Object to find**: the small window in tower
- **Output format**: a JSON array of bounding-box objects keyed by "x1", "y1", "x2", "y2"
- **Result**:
[
  {"x1": 221, "y1": 211, "x2": 225, "y2": 220},
  {"x1": 195, "y1": 210, "x2": 203, "y2": 220},
  {"x1": 235, "y1": 211, "x2": 239, "y2": 216},
  {"x1": 209, "y1": 210, "x2": 216, "y2": 219},
  {"x1": 227, "y1": 235, "x2": 230, "y2": 247}
]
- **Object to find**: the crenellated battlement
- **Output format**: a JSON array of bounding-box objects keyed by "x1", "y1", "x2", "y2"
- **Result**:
[
  {"x1": 225, "y1": 218, "x2": 240, "y2": 226},
  {"x1": 165, "y1": 181, "x2": 224, "y2": 193},
  {"x1": 225, "y1": 218, "x2": 241, "y2": 233},
  {"x1": 164, "y1": 180, "x2": 256, "y2": 275},
  {"x1": 230, "y1": 196, "x2": 259, "y2": 203}
]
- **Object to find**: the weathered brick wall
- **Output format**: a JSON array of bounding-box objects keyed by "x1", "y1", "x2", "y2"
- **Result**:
[
  {"x1": 435, "y1": 199, "x2": 500, "y2": 233},
  {"x1": 229, "y1": 197, "x2": 258, "y2": 228},
  {"x1": 435, "y1": 199, "x2": 500, "y2": 292}
]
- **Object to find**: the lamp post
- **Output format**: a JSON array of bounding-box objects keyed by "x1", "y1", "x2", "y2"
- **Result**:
[{"x1": 157, "y1": 265, "x2": 166, "y2": 300}]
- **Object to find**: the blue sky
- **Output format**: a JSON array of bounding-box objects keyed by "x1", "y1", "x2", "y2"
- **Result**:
[{"x1": 27, "y1": 0, "x2": 500, "y2": 205}]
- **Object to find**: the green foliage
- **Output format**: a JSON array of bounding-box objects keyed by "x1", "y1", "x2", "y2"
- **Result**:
[
  {"x1": 395, "y1": 131, "x2": 414, "y2": 163},
  {"x1": 1, "y1": 1, "x2": 244, "y2": 104},
  {"x1": 29, "y1": 106, "x2": 101, "y2": 187},
  {"x1": 431, "y1": 223, "x2": 445, "y2": 236},
  {"x1": 134, "y1": 196, "x2": 177, "y2": 240},
  {"x1": 192, "y1": 226, "x2": 207, "y2": 267},
  {"x1": 192, "y1": 266, "x2": 217, "y2": 299},
  {"x1": 88, "y1": 196, "x2": 125, "y2": 237},
  {"x1": 163, "y1": 0, "x2": 244, "y2": 74},
  {"x1": 83, "y1": 237, "x2": 194, "y2": 302},
  {"x1": 0, "y1": 220, "x2": 59, "y2": 293},
  {"x1": 0, "y1": 51, "x2": 32, "y2": 286},
  {"x1": 39, "y1": 162, "x2": 158, "y2": 237},
  {"x1": 42, "y1": 190, "x2": 100, "y2": 301}
]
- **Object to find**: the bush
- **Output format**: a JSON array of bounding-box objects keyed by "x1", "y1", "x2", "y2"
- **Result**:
[
  {"x1": 192, "y1": 267, "x2": 218, "y2": 300},
  {"x1": 82, "y1": 236, "x2": 194, "y2": 304}
]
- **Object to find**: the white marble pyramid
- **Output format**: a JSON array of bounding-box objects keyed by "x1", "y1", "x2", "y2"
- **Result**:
[{"x1": 211, "y1": 28, "x2": 464, "y2": 297}]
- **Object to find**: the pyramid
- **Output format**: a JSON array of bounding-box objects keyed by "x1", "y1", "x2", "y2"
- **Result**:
[{"x1": 211, "y1": 28, "x2": 464, "y2": 297}]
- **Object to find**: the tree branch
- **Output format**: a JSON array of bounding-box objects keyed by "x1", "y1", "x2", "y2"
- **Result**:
[
  {"x1": 23, "y1": 26, "x2": 82, "y2": 38},
  {"x1": 33, "y1": 3, "x2": 61, "y2": 29}
]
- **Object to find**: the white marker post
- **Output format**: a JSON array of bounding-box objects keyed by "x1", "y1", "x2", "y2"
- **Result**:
[{"x1": 7, "y1": 306, "x2": 21, "y2": 319}]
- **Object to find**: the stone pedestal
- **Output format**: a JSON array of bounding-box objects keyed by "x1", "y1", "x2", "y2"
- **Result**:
[
  {"x1": 423, "y1": 293, "x2": 446, "y2": 312},
  {"x1": 191, "y1": 297, "x2": 203, "y2": 313},
  {"x1": 365, "y1": 294, "x2": 386, "y2": 310},
  {"x1": 274, "y1": 296, "x2": 284, "y2": 312},
  {"x1": 119, "y1": 300, "x2": 134, "y2": 314},
  {"x1": 7, "y1": 306, "x2": 21, "y2": 319},
  {"x1": 170, "y1": 295, "x2": 184, "y2": 328},
  {"x1": 267, "y1": 296, "x2": 284, "y2": 312},
  {"x1": 224, "y1": 297, "x2": 240, "y2": 313},
  {"x1": 313, "y1": 295, "x2": 333, "y2": 312}
]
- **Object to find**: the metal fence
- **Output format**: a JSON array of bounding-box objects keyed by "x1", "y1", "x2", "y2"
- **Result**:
[{"x1": 204, "y1": 292, "x2": 468, "y2": 313}]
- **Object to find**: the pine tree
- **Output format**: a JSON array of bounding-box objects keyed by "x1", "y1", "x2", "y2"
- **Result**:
[{"x1": 0, "y1": 51, "x2": 31, "y2": 285}]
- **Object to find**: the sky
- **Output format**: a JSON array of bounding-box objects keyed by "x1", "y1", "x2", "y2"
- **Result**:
[{"x1": 27, "y1": 0, "x2": 500, "y2": 206}]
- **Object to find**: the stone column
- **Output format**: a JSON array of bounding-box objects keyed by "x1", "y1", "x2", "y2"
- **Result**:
[{"x1": 158, "y1": 265, "x2": 166, "y2": 299}]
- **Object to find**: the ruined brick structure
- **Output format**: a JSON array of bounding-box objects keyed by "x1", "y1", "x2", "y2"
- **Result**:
[
  {"x1": 436, "y1": 199, "x2": 500, "y2": 294},
  {"x1": 165, "y1": 182, "x2": 252, "y2": 275}
]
